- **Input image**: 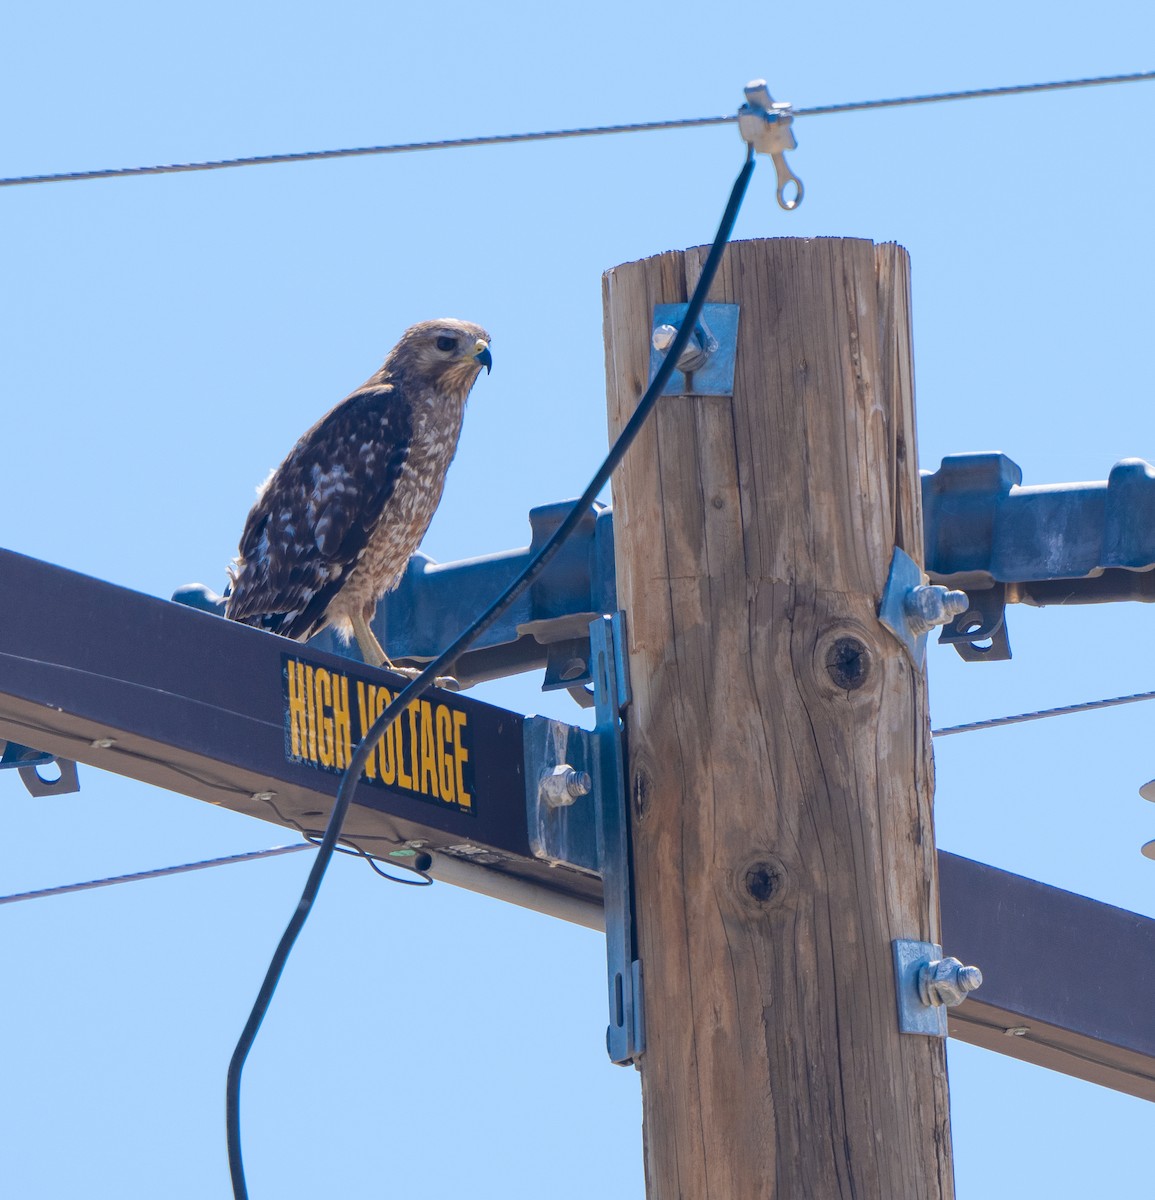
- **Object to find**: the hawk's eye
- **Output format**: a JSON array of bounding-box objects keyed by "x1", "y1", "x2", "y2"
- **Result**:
[{"x1": 435, "y1": 335, "x2": 457, "y2": 353}]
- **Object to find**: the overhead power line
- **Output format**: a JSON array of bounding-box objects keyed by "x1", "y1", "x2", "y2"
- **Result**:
[
  {"x1": 932, "y1": 686, "x2": 1155, "y2": 738},
  {"x1": 1, "y1": 69, "x2": 1151, "y2": 189},
  {"x1": 0, "y1": 843, "x2": 312, "y2": 906},
  {"x1": 7, "y1": 683, "x2": 1148, "y2": 905}
]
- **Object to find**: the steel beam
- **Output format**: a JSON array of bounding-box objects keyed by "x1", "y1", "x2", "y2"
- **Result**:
[
  {"x1": 4, "y1": 548, "x2": 1154, "y2": 1101},
  {"x1": 941, "y1": 852, "x2": 1155, "y2": 1102},
  {"x1": 0, "y1": 546, "x2": 600, "y2": 914}
]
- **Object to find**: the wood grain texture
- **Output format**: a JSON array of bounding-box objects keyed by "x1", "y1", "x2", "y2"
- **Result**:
[{"x1": 602, "y1": 238, "x2": 952, "y2": 1199}]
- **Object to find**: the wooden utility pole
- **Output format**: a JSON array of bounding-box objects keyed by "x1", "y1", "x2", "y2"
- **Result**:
[{"x1": 603, "y1": 238, "x2": 953, "y2": 1198}]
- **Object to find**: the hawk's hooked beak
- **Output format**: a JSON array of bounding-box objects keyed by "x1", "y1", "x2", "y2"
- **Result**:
[{"x1": 473, "y1": 341, "x2": 493, "y2": 374}]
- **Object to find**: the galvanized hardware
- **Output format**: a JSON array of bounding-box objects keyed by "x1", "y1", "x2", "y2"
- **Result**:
[
  {"x1": 905, "y1": 582, "x2": 969, "y2": 637},
  {"x1": 652, "y1": 318, "x2": 718, "y2": 376},
  {"x1": 878, "y1": 547, "x2": 968, "y2": 667},
  {"x1": 919, "y1": 956, "x2": 983, "y2": 1008},
  {"x1": 737, "y1": 79, "x2": 803, "y2": 210},
  {"x1": 17, "y1": 757, "x2": 80, "y2": 798},
  {"x1": 592, "y1": 613, "x2": 643, "y2": 1066},
  {"x1": 923, "y1": 453, "x2": 1155, "y2": 662},
  {"x1": 893, "y1": 938, "x2": 982, "y2": 1036},
  {"x1": 540, "y1": 764, "x2": 592, "y2": 808},
  {"x1": 649, "y1": 303, "x2": 739, "y2": 397},
  {"x1": 524, "y1": 718, "x2": 599, "y2": 874}
]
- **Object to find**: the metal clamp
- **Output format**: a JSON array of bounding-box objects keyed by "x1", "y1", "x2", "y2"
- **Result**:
[
  {"x1": 737, "y1": 79, "x2": 803, "y2": 210},
  {"x1": 893, "y1": 938, "x2": 983, "y2": 1036}
]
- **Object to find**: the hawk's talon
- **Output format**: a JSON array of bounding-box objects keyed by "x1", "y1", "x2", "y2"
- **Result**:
[{"x1": 390, "y1": 665, "x2": 460, "y2": 692}]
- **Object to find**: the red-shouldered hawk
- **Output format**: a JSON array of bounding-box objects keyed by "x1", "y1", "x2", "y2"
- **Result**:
[{"x1": 224, "y1": 319, "x2": 491, "y2": 668}]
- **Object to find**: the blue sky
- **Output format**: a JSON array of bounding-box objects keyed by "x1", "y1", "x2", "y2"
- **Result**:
[{"x1": 2, "y1": 2, "x2": 1154, "y2": 1196}]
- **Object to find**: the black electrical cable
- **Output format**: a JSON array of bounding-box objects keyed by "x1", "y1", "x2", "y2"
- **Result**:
[
  {"x1": 224, "y1": 147, "x2": 757, "y2": 1199},
  {"x1": 301, "y1": 831, "x2": 434, "y2": 885}
]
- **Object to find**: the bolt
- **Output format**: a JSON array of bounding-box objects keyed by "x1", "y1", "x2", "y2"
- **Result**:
[
  {"x1": 91, "y1": 738, "x2": 116, "y2": 749},
  {"x1": 1004, "y1": 1026, "x2": 1030, "y2": 1037},
  {"x1": 918, "y1": 956, "x2": 983, "y2": 1008},
  {"x1": 251, "y1": 790, "x2": 277, "y2": 803},
  {"x1": 904, "y1": 585, "x2": 969, "y2": 637},
  {"x1": 540, "y1": 764, "x2": 592, "y2": 808},
  {"x1": 652, "y1": 322, "x2": 715, "y2": 375}
]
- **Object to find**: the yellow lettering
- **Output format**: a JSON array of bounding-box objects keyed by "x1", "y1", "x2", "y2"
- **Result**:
[
  {"x1": 314, "y1": 669, "x2": 334, "y2": 767},
  {"x1": 453, "y1": 710, "x2": 471, "y2": 809},
  {"x1": 356, "y1": 681, "x2": 377, "y2": 779},
  {"x1": 419, "y1": 700, "x2": 439, "y2": 798},
  {"x1": 435, "y1": 704, "x2": 455, "y2": 802},
  {"x1": 331, "y1": 672, "x2": 351, "y2": 769},
  {"x1": 375, "y1": 687, "x2": 397, "y2": 785},
  {"x1": 398, "y1": 701, "x2": 419, "y2": 790},
  {"x1": 303, "y1": 665, "x2": 317, "y2": 762},
  {"x1": 287, "y1": 660, "x2": 308, "y2": 759}
]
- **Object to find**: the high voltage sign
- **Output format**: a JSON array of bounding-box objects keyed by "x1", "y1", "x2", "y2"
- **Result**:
[{"x1": 282, "y1": 655, "x2": 475, "y2": 812}]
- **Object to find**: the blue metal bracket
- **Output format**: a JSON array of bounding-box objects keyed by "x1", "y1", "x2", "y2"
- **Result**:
[
  {"x1": 1, "y1": 741, "x2": 54, "y2": 770},
  {"x1": 519, "y1": 615, "x2": 643, "y2": 1065},
  {"x1": 922, "y1": 454, "x2": 1155, "y2": 661},
  {"x1": 175, "y1": 499, "x2": 616, "y2": 698},
  {"x1": 0, "y1": 741, "x2": 81, "y2": 797},
  {"x1": 175, "y1": 452, "x2": 1155, "y2": 685},
  {"x1": 591, "y1": 614, "x2": 643, "y2": 1066}
]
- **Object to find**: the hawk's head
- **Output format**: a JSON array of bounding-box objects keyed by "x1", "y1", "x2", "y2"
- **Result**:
[{"x1": 387, "y1": 318, "x2": 492, "y2": 396}]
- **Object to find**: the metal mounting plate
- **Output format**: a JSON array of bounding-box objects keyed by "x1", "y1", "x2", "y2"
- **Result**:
[
  {"x1": 877, "y1": 547, "x2": 928, "y2": 667},
  {"x1": 650, "y1": 303, "x2": 739, "y2": 396},
  {"x1": 523, "y1": 716, "x2": 599, "y2": 875},
  {"x1": 893, "y1": 938, "x2": 948, "y2": 1037}
]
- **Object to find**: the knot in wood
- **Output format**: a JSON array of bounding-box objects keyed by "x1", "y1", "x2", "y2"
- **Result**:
[
  {"x1": 632, "y1": 764, "x2": 653, "y2": 821},
  {"x1": 825, "y1": 636, "x2": 871, "y2": 692},
  {"x1": 736, "y1": 855, "x2": 788, "y2": 912},
  {"x1": 745, "y1": 862, "x2": 779, "y2": 903}
]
